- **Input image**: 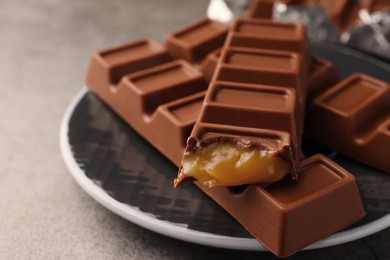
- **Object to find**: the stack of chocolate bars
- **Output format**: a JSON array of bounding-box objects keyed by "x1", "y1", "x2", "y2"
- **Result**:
[{"x1": 85, "y1": 5, "x2": 389, "y2": 257}]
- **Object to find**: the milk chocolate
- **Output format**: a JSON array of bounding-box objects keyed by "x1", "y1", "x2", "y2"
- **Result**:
[
  {"x1": 86, "y1": 40, "x2": 210, "y2": 164},
  {"x1": 223, "y1": 18, "x2": 310, "y2": 105},
  {"x1": 226, "y1": 18, "x2": 309, "y2": 56},
  {"x1": 176, "y1": 18, "x2": 309, "y2": 187},
  {"x1": 306, "y1": 73, "x2": 390, "y2": 173},
  {"x1": 200, "y1": 48, "x2": 221, "y2": 83},
  {"x1": 198, "y1": 154, "x2": 365, "y2": 257},
  {"x1": 165, "y1": 17, "x2": 228, "y2": 63},
  {"x1": 246, "y1": 0, "x2": 275, "y2": 19},
  {"x1": 307, "y1": 56, "x2": 340, "y2": 103},
  {"x1": 86, "y1": 39, "x2": 171, "y2": 95},
  {"x1": 201, "y1": 18, "x2": 310, "y2": 95},
  {"x1": 85, "y1": 19, "x2": 366, "y2": 258}
]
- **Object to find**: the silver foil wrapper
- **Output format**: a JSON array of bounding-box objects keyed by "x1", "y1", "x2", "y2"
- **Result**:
[
  {"x1": 343, "y1": 10, "x2": 390, "y2": 60},
  {"x1": 207, "y1": 0, "x2": 390, "y2": 61}
]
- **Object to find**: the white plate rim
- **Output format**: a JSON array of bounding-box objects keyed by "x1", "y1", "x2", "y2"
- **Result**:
[{"x1": 59, "y1": 87, "x2": 390, "y2": 251}]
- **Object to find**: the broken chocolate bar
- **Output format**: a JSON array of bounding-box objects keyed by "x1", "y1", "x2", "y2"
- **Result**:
[
  {"x1": 179, "y1": 81, "x2": 300, "y2": 186},
  {"x1": 176, "y1": 18, "x2": 309, "y2": 187},
  {"x1": 306, "y1": 73, "x2": 390, "y2": 173}
]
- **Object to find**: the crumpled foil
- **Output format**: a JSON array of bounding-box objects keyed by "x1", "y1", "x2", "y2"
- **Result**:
[
  {"x1": 208, "y1": 0, "x2": 390, "y2": 61},
  {"x1": 343, "y1": 10, "x2": 390, "y2": 60},
  {"x1": 273, "y1": 3, "x2": 340, "y2": 43}
]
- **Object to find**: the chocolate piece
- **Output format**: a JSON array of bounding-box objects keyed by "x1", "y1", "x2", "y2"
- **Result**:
[
  {"x1": 177, "y1": 18, "x2": 309, "y2": 187},
  {"x1": 246, "y1": 0, "x2": 275, "y2": 19},
  {"x1": 217, "y1": 47, "x2": 307, "y2": 105},
  {"x1": 307, "y1": 56, "x2": 340, "y2": 104},
  {"x1": 306, "y1": 73, "x2": 390, "y2": 173},
  {"x1": 198, "y1": 154, "x2": 365, "y2": 257},
  {"x1": 165, "y1": 17, "x2": 228, "y2": 63},
  {"x1": 226, "y1": 18, "x2": 309, "y2": 56}
]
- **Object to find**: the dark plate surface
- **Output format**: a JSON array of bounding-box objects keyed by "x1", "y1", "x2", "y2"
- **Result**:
[{"x1": 61, "y1": 42, "x2": 390, "y2": 250}]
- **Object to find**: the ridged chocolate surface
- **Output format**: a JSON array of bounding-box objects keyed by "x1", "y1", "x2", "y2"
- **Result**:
[
  {"x1": 306, "y1": 73, "x2": 390, "y2": 173},
  {"x1": 85, "y1": 18, "x2": 231, "y2": 164},
  {"x1": 179, "y1": 19, "x2": 310, "y2": 186},
  {"x1": 307, "y1": 56, "x2": 340, "y2": 103},
  {"x1": 165, "y1": 17, "x2": 228, "y2": 63},
  {"x1": 246, "y1": 0, "x2": 275, "y2": 19},
  {"x1": 197, "y1": 154, "x2": 365, "y2": 257}
]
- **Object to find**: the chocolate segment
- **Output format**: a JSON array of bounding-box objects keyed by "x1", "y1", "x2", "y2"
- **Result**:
[
  {"x1": 227, "y1": 18, "x2": 309, "y2": 56},
  {"x1": 201, "y1": 82, "x2": 300, "y2": 138},
  {"x1": 246, "y1": 0, "x2": 275, "y2": 19},
  {"x1": 306, "y1": 73, "x2": 390, "y2": 173},
  {"x1": 197, "y1": 154, "x2": 365, "y2": 257},
  {"x1": 217, "y1": 47, "x2": 307, "y2": 106},
  {"x1": 86, "y1": 39, "x2": 171, "y2": 95},
  {"x1": 165, "y1": 17, "x2": 228, "y2": 63}
]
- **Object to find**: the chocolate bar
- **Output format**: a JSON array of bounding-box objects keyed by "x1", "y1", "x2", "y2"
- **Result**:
[
  {"x1": 165, "y1": 17, "x2": 228, "y2": 64},
  {"x1": 198, "y1": 154, "x2": 365, "y2": 257},
  {"x1": 176, "y1": 18, "x2": 309, "y2": 187},
  {"x1": 306, "y1": 73, "x2": 390, "y2": 173}
]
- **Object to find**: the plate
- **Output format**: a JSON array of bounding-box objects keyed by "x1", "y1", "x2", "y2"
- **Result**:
[{"x1": 60, "y1": 43, "x2": 390, "y2": 251}]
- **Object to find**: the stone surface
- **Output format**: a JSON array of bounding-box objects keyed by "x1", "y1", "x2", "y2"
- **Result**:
[{"x1": 0, "y1": 0, "x2": 388, "y2": 259}]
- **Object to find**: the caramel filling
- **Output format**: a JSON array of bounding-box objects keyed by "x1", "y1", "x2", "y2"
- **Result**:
[{"x1": 181, "y1": 143, "x2": 290, "y2": 187}]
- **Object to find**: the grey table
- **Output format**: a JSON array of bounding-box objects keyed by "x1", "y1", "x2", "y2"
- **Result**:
[{"x1": 0, "y1": 0, "x2": 388, "y2": 259}]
